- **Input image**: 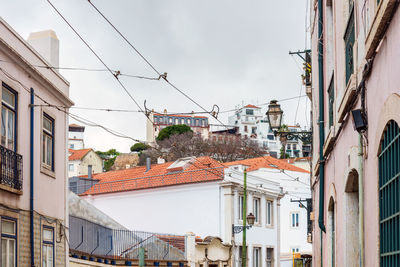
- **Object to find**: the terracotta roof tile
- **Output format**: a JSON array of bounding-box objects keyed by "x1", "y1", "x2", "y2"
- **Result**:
[
  {"x1": 81, "y1": 157, "x2": 224, "y2": 196},
  {"x1": 224, "y1": 156, "x2": 309, "y2": 173},
  {"x1": 243, "y1": 104, "x2": 261, "y2": 109},
  {"x1": 69, "y1": 148, "x2": 92, "y2": 161}
]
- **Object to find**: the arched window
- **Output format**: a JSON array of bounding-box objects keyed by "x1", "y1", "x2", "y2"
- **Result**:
[{"x1": 379, "y1": 120, "x2": 400, "y2": 265}]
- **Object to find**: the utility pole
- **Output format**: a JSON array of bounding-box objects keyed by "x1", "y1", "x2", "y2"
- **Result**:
[{"x1": 242, "y1": 169, "x2": 247, "y2": 267}]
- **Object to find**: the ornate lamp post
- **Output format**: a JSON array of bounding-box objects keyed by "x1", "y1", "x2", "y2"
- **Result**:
[
  {"x1": 231, "y1": 170, "x2": 256, "y2": 267},
  {"x1": 266, "y1": 100, "x2": 312, "y2": 157}
]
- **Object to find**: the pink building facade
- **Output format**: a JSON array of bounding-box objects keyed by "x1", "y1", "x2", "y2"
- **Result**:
[
  {"x1": 310, "y1": 0, "x2": 400, "y2": 266},
  {"x1": 0, "y1": 19, "x2": 73, "y2": 266}
]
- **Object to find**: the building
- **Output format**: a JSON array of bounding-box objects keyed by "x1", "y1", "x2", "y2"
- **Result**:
[
  {"x1": 224, "y1": 157, "x2": 312, "y2": 267},
  {"x1": 146, "y1": 111, "x2": 210, "y2": 144},
  {"x1": 68, "y1": 148, "x2": 103, "y2": 177},
  {"x1": 68, "y1": 124, "x2": 85, "y2": 150},
  {"x1": 0, "y1": 19, "x2": 73, "y2": 266},
  {"x1": 79, "y1": 156, "x2": 286, "y2": 267},
  {"x1": 310, "y1": 0, "x2": 400, "y2": 266}
]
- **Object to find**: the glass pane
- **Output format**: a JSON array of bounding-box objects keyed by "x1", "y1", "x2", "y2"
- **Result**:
[
  {"x1": 42, "y1": 134, "x2": 46, "y2": 164},
  {"x1": 2, "y1": 220, "x2": 15, "y2": 235},
  {"x1": 43, "y1": 116, "x2": 53, "y2": 133},
  {"x1": 2, "y1": 239, "x2": 6, "y2": 267},
  {"x1": 296, "y1": 213, "x2": 299, "y2": 226},
  {"x1": 1, "y1": 107, "x2": 6, "y2": 147},
  {"x1": 48, "y1": 245, "x2": 54, "y2": 266},
  {"x1": 46, "y1": 135, "x2": 53, "y2": 166},
  {"x1": 2, "y1": 88, "x2": 15, "y2": 108},
  {"x1": 43, "y1": 228, "x2": 53, "y2": 241},
  {"x1": 42, "y1": 245, "x2": 47, "y2": 267},
  {"x1": 7, "y1": 110, "x2": 14, "y2": 150},
  {"x1": 9, "y1": 239, "x2": 15, "y2": 267}
]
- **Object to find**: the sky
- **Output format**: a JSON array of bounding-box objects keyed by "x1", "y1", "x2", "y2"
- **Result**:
[{"x1": 2, "y1": 0, "x2": 310, "y2": 153}]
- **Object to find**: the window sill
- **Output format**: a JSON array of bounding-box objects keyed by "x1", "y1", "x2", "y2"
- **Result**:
[
  {"x1": 365, "y1": 0, "x2": 398, "y2": 59},
  {"x1": 337, "y1": 74, "x2": 357, "y2": 123},
  {"x1": 265, "y1": 224, "x2": 274, "y2": 229},
  {"x1": 41, "y1": 165, "x2": 56, "y2": 178},
  {"x1": 0, "y1": 183, "x2": 22, "y2": 195},
  {"x1": 323, "y1": 126, "x2": 336, "y2": 157}
]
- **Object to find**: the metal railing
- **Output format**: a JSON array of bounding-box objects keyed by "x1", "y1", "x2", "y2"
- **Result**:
[
  {"x1": 85, "y1": 167, "x2": 224, "y2": 195},
  {"x1": 0, "y1": 145, "x2": 23, "y2": 191},
  {"x1": 69, "y1": 216, "x2": 186, "y2": 261}
]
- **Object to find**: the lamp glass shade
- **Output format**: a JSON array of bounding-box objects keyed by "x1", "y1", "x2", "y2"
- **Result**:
[
  {"x1": 247, "y1": 213, "x2": 256, "y2": 226},
  {"x1": 266, "y1": 100, "x2": 283, "y2": 131}
]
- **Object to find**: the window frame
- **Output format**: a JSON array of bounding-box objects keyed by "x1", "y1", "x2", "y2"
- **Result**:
[
  {"x1": 253, "y1": 197, "x2": 261, "y2": 224},
  {"x1": 1, "y1": 216, "x2": 18, "y2": 267},
  {"x1": 252, "y1": 247, "x2": 261, "y2": 267},
  {"x1": 42, "y1": 113, "x2": 55, "y2": 171},
  {"x1": 291, "y1": 211, "x2": 300, "y2": 228},
  {"x1": 344, "y1": 5, "x2": 355, "y2": 85},
  {"x1": 266, "y1": 200, "x2": 273, "y2": 226},
  {"x1": 42, "y1": 225, "x2": 55, "y2": 267},
  {"x1": 266, "y1": 247, "x2": 274, "y2": 267},
  {"x1": 238, "y1": 195, "x2": 244, "y2": 221},
  {"x1": 328, "y1": 76, "x2": 335, "y2": 128},
  {"x1": 1, "y1": 83, "x2": 18, "y2": 152}
]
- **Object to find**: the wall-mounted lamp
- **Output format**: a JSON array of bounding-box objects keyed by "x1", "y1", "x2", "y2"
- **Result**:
[{"x1": 351, "y1": 109, "x2": 367, "y2": 133}]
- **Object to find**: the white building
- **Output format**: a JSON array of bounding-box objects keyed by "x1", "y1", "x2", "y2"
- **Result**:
[
  {"x1": 225, "y1": 157, "x2": 312, "y2": 267},
  {"x1": 81, "y1": 156, "x2": 287, "y2": 267},
  {"x1": 68, "y1": 148, "x2": 103, "y2": 177},
  {"x1": 68, "y1": 123, "x2": 85, "y2": 150},
  {"x1": 228, "y1": 104, "x2": 311, "y2": 159}
]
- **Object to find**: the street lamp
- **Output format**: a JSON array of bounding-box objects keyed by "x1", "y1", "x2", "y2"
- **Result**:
[{"x1": 266, "y1": 100, "x2": 312, "y2": 144}]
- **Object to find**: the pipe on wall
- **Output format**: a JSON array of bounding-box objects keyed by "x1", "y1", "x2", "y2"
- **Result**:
[
  {"x1": 30, "y1": 88, "x2": 35, "y2": 267},
  {"x1": 358, "y1": 134, "x2": 364, "y2": 267}
]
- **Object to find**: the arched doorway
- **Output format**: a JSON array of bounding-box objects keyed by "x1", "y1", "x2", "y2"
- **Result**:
[
  {"x1": 327, "y1": 197, "x2": 335, "y2": 267},
  {"x1": 379, "y1": 120, "x2": 400, "y2": 265},
  {"x1": 344, "y1": 169, "x2": 359, "y2": 266}
]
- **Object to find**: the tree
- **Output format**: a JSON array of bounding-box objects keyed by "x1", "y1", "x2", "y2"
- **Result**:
[
  {"x1": 140, "y1": 132, "x2": 267, "y2": 164},
  {"x1": 96, "y1": 149, "x2": 120, "y2": 171},
  {"x1": 156, "y1": 125, "x2": 193, "y2": 141},
  {"x1": 130, "y1": 143, "x2": 150, "y2": 152}
]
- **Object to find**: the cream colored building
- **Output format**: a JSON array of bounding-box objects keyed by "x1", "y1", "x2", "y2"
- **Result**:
[{"x1": 68, "y1": 148, "x2": 103, "y2": 177}]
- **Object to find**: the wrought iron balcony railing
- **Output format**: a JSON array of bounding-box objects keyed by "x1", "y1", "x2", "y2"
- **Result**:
[{"x1": 0, "y1": 145, "x2": 23, "y2": 191}]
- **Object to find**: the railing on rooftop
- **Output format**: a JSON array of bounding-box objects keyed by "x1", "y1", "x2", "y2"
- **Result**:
[
  {"x1": 69, "y1": 216, "x2": 186, "y2": 261},
  {"x1": 0, "y1": 145, "x2": 23, "y2": 191},
  {"x1": 85, "y1": 167, "x2": 224, "y2": 195}
]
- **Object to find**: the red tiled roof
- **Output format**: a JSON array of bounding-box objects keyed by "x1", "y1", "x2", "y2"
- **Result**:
[
  {"x1": 243, "y1": 104, "x2": 261, "y2": 109},
  {"x1": 69, "y1": 149, "x2": 91, "y2": 161},
  {"x1": 154, "y1": 113, "x2": 208, "y2": 119},
  {"x1": 156, "y1": 235, "x2": 202, "y2": 252},
  {"x1": 81, "y1": 157, "x2": 224, "y2": 196},
  {"x1": 224, "y1": 156, "x2": 309, "y2": 173}
]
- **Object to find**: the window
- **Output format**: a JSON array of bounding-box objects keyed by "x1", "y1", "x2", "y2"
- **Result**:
[
  {"x1": 328, "y1": 78, "x2": 335, "y2": 128},
  {"x1": 68, "y1": 164, "x2": 74, "y2": 171},
  {"x1": 253, "y1": 197, "x2": 260, "y2": 224},
  {"x1": 344, "y1": 6, "x2": 355, "y2": 84},
  {"x1": 287, "y1": 144, "x2": 291, "y2": 150},
  {"x1": 1, "y1": 84, "x2": 17, "y2": 151},
  {"x1": 244, "y1": 126, "x2": 248, "y2": 132},
  {"x1": 42, "y1": 226, "x2": 54, "y2": 267},
  {"x1": 266, "y1": 200, "x2": 273, "y2": 226},
  {"x1": 291, "y1": 212, "x2": 299, "y2": 228},
  {"x1": 42, "y1": 113, "x2": 54, "y2": 170},
  {"x1": 69, "y1": 144, "x2": 74, "y2": 149},
  {"x1": 266, "y1": 248, "x2": 273, "y2": 267},
  {"x1": 251, "y1": 127, "x2": 257, "y2": 134},
  {"x1": 379, "y1": 120, "x2": 400, "y2": 265},
  {"x1": 267, "y1": 135, "x2": 274, "y2": 140},
  {"x1": 293, "y1": 144, "x2": 297, "y2": 150},
  {"x1": 238, "y1": 195, "x2": 244, "y2": 220},
  {"x1": 186, "y1": 119, "x2": 191, "y2": 125},
  {"x1": 253, "y1": 247, "x2": 261, "y2": 267},
  {"x1": 174, "y1": 118, "x2": 178, "y2": 125},
  {"x1": 246, "y1": 109, "x2": 254, "y2": 115},
  {"x1": 202, "y1": 120, "x2": 206, "y2": 127},
  {"x1": 168, "y1": 117, "x2": 173, "y2": 124},
  {"x1": 1, "y1": 218, "x2": 17, "y2": 267}
]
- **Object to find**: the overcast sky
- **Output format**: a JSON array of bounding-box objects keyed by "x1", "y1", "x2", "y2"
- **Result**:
[{"x1": 2, "y1": 0, "x2": 310, "y2": 153}]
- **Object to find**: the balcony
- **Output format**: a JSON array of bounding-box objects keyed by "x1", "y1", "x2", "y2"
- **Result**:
[{"x1": 0, "y1": 145, "x2": 23, "y2": 194}]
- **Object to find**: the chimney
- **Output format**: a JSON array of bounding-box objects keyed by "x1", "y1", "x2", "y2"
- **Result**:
[
  {"x1": 88, "y1": 165, "x2": 93, "y2": 179},
  {"x1": 146, "y1": 157, "x2": 151, "y2": 172},
  {"x1": 27, "y1": 30, "x2": 59, "y2": 69}
]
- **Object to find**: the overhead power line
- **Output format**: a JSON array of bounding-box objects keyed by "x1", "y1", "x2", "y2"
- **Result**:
[{"x1": 46, "y1": 0, "x2": 154, "y2": 125}]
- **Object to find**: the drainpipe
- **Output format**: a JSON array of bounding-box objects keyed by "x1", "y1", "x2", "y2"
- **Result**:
[
  {"x1": 317, "y1": 0, "x2": 326, "y2": 266},
  {"x1": 358, "y1": 134, "x2": 364, "y2": 267},
  {"x1": 30, "y1": 88, "x2": 35, "y2": 267}
]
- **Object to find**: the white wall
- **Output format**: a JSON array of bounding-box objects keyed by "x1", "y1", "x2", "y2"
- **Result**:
[{"x1": 85, "y1": 182, "x2": 222, "y2": 236}]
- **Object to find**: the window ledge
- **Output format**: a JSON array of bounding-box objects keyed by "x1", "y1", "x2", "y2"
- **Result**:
[
  {"x1": 0, "y1": 183, "x2": 22, "y2": 195},
  {"x1": 337, "y1": 74, "x2": 357, "y2": 123},
  {"x1": 41, "y1": 165, "x2": 56, "y2": 178},
  {"x1": 365, "y1": 0, "x2": 398, "y2": 59},
  {"x1": 265, "y1": 225, "x2": 274, "y2": 229},
  {"x1": 323, "y1": 126, "x2": 336, "y2": 157}
]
